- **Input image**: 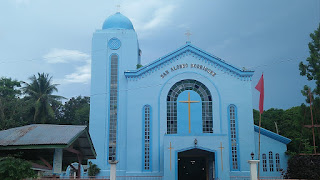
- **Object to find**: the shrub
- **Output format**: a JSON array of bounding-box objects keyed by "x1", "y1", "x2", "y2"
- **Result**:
[
  {"x1": 0, "y1": 157, "x2": 36, "y2": 180},
  {"x1": 285, "y1": 155, "x2": 320, "y2": 179},
  {"x1": 88, "y1": 161, "x2": 100, "y2": 177}
]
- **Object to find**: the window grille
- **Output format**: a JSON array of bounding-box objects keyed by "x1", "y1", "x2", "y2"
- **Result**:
[
  {"x1": 262, "y1": 154, "x2": 267, "y2": 172},
  {"x1": 144, "y1": 105, "x2": 151, "y2": 170},
  {"x1": 229, "y1": 105, "x2": 239, "y2": 170},
  {"x1": 108, "y1": 54, "x2": 118, "y2": 161},
  {"x1": 269, "y1": 151, "x2": 274, "y2": 172},
  {"x1": 275, "y1": 153, "x2": 280, "y2": 172},
  {"x1": 166, "y1": 79, "x2": 213, "y2": 134}
]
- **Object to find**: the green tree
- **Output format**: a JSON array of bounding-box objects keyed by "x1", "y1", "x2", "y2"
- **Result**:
[
  {"x1": 58, "y1": 96, "x2": 90, "y2": 125},
  {"x1": 299, "y1": 24, "x2": 320, "y2": 96},
  {"x1": 253, "y1": 107, "x2": 311, "y2": 155},
  {"x1": 0, "y1": 78, "x2": 21, "y2": 127},
  {"x1": 299, "y1": 24, "x2": 320, "y2": 154},
  {"x1": 0, "y1": 78, "x2": 31, "y2": 130},
  {"x1": 22, "y1": 73, "x2": 64, "y2": 124},
  {"x1": 0, "y1": 157, "x2": 36, "y2": 180}
]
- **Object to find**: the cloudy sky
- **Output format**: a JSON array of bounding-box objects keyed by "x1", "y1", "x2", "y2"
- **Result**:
[{"x1": 0, "y1": 0, "x2": 319, "y2": 110}]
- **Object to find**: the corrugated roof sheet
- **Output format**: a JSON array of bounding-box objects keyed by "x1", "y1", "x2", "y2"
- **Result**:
[{"x1": 0, "y1": 124, "x2": 87, "y2": 146}]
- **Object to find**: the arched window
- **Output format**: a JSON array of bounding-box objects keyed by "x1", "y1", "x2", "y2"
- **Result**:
[
  {"x1": 143, "y1": 105, "x2": 151, "y2": 170},
  {"x1": 229, "y1": 105, "x2": 239, "y2": 170},
  {"x1": 108, "y1": 54, "x2": 118, "y2": 161},
  {"x1": 269, "y1": 151, "x2": 274, "y2": 172},
  {"x1": 166, "y1": 79, "x2": 213, "y2": 134},
  {"x1": 262, "y1": 154, "x2": 267, "y2": 172},
  {"x1": 275, "y1": 153, "x2": 280, "y2": 172}
]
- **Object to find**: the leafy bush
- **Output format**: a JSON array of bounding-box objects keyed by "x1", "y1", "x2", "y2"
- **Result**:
[
  {"x1": 0, "y1": 157, "x2": 36, "y2": 180},
  {"x1": 285, "y1": 155, "x2": 320, "y2": 179},
  {"x1": 88, "y1": 161, "x2": 100, "y2": 177}
]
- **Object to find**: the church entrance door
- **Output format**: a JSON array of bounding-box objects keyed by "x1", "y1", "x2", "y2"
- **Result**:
[{"x1": 178, "y1": 148, "x2": 215, "y2": 180}]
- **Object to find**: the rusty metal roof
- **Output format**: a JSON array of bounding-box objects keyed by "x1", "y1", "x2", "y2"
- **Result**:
[{"x1": 0, "y1": 124, "x2": 87, "y2": 146}]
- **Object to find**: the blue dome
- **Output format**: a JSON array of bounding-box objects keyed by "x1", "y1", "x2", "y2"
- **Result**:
[{"x1": 102, "y1": 12, "x2": 134, "y2": 30}]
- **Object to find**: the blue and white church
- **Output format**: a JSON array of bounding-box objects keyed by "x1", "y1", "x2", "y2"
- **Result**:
[{"x1": 89, "y1": 12, "x2": 291, "y2": 180}]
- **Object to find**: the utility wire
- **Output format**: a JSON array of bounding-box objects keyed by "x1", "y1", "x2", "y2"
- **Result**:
[
  {"x1": 0, "y1": 48, "x2": 308, "y2": 97},
  {"x1": 0, "y1": 48, "x2": 107, "y2": 64}
]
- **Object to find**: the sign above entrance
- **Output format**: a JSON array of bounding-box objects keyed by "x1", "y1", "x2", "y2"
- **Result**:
[{"x1": 160, "y1": 63, "x2": 216, "y2": 78}]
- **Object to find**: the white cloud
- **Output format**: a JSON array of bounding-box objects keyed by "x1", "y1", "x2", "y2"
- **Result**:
[
  {"x1": 44, "y1": 48, "x2": 90, "y2": 64},
  {"x1": 63, "y1": 60, "x2": 91, "y2": 84},
  {"x1": 44, "y1": 48, "x2": 91, "y2": 84},
  {"x1": 122, "y1": 0, "x2": 178, "y2": 33},
  {"x1": 143, "y1": 5, "x2": 175, "y2": 30}
]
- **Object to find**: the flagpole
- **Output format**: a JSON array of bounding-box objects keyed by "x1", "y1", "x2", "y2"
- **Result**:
[
  {"x1": 258, "y1": 113, "x2": 261, "y2": 180},
  {"x1": 255, "y1": 73, "x2": 264, "y2": 180}
]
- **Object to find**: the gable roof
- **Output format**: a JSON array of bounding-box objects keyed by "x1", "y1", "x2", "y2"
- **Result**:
[
  {"x1": 125, "y1": 42, "x2": 254, "y2": 81},
  {"x1": 0, "y1": 124, "x2": 86, "y2": 146},
  {"x1": 0, "y1": 124, "x2": 96, "y2": 161},
  {"x1": 254, "y1": 125, "x2": 291, "y2": 144}
]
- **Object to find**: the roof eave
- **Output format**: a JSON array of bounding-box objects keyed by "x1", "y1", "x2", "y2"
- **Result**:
[
  {"x1": 254, "y1": 125, "x2": 291, "y2": 144},
  {"x1": 124, "y1": 43, "x2": 254, "y2": 78},
  {"x1": 0, "y1": 144, "x2": 67, "y2": 150}
]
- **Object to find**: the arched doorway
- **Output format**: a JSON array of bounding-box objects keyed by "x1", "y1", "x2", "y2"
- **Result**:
[{"x1": 178, "y1": 148, "x2": 215, "y2": 180}]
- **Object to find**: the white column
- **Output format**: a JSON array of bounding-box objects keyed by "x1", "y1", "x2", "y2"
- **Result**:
[
  {"x1": 248, "y1": 160, "x2": 260, "y2": 180},
  {"x1": 108, "y1": 160, "x2": 119, "y2": 180},
  {"x1": 53, "y1": 148, "x2": 63, "y2": 174}
]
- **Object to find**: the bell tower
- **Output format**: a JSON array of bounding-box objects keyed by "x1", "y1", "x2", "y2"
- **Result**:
[{"x1": 89, "y1": 12, "x2": 139, "y2": 175}]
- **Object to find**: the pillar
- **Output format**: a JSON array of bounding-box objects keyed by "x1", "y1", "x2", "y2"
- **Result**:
[
  {"x1": 108, "y1": 160, "x2": 119, "y2": 180},
  {"x1": 248, "y1": 160, "x2": 260, "y2": 180}
]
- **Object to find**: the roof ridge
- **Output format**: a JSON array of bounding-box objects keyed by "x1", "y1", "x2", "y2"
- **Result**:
[{"x1": 125, "y1": 43, "x2": 254, "y2": 80}]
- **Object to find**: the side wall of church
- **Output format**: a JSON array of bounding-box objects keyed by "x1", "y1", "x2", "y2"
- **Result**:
[{"x1": 254, "y1": 132, "x2": 289, "y2": 177}]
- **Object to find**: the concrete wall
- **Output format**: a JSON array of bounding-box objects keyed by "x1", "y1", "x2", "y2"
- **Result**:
[{"x1": 88, "y1": 23, "x2": 289, "y2": 179}]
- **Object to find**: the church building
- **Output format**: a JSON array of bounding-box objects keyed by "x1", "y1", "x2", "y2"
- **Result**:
[{"x1": 89, "y1": 12, "x2": 291, "y2": 180}]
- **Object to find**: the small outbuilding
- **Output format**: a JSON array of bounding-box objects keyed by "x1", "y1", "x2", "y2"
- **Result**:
[{"x1": 0, "y1": 124, "x2": 96, "y2": 178}]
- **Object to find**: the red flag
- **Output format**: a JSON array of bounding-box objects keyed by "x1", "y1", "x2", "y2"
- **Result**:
[{"x1": 255, "y1": 74, "x2": 264, "y2": 114}]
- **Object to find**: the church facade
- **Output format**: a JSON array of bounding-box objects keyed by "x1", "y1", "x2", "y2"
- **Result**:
[{"x1": 89, "y1": 12, "x2": 291, "y2": 180}]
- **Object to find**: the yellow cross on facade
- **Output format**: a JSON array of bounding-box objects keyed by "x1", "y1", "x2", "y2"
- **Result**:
[
  {"x1": 179, "y1": 92, "x2": 199, "y2": 133},
  {"x1": 218, "y1": 142, "x2": 224, "y2": 171},
  {"x1": 168, "y1": 142, "x2": 174, "y2": 171}
]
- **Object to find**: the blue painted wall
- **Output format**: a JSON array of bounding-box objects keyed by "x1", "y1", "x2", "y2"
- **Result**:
[
  {"x1": 254, "y1": 130, "x2": 289, "y2": 177},
  {"x1": 89, "y1": 14, "x2": 139, "y2": 176},
  {"x1": 89, "y1": 12, "x2": 290, "y2": 179},
  {"x1": 177, "y1": 90, "x2": 202, "y2": 135}
]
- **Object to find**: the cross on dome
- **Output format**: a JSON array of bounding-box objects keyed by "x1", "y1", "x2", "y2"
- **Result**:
[{"x1": 116, "y1": 4, "x2": 121, "y2": 12}]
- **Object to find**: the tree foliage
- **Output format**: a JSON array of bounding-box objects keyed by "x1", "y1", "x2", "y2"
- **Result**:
[
  {"x1": 298, "y1": 23, "x2": 320, "y2": 154},
  {"x1": 0, "y1": 157, "x2": 36, "y2": 180},
  {"x1": 0, "y1": 77, "x2": 21, "y2": 126},
  {"x1": 0, "y1": 74, "x2": 90, "y2": 131},
  {"x1": 88, "y1": 161, "x2": 100, "y2": 177},
  {"x1": 0, "y1": 78, "x2": 31, "y2": 130},
  {"x1": 136, "y1": 64, "x2": 143, "y2": 69},
  {"x1": 253, "y1": 106, "x2": 319, "y2": 155},
  {"x1": 57, "y1": 96, "x2": 90, "y2": 125},
  {"x1": 299, "y1": 24, "x2": 320, "y2": 96},
  {"x1": 22, "y1": 73, "x2": 64, "y2": 124}
]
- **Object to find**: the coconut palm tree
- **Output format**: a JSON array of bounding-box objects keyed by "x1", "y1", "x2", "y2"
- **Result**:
[{"x1": 23, "y1": 73, "x2": 64, "y2": 123}]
